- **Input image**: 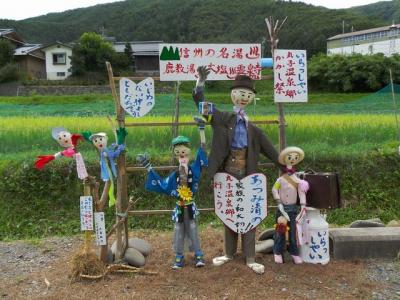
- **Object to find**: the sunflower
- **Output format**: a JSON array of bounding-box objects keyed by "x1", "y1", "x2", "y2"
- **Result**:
[{"x1": 177, "y1": 185, "x2": 193, "y2": 203}]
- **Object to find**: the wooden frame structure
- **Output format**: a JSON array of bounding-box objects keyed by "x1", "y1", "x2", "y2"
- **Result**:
[{"x1": 105, "y1": 32, "x2": 285, "y2": 258}]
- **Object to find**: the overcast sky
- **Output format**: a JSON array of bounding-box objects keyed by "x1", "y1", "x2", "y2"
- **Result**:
[{"x1": 0, "y1": 0, "x2": 386, "y2": 20}]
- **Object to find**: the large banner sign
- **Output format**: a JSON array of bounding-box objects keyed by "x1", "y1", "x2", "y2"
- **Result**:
[
  {"x1": 213, "y1": 172, "x2": 267, "y2": 234},
  {"x1": 274, "y1": 49, "x2": 308, "y2": 103},
  {"x1": 159, "y1": 43, "x2": 262, "y2": 81}
]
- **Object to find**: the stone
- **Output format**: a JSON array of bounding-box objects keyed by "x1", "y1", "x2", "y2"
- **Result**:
[
  {"x1": 128, "y1": 238, "x2": 152, "y2": 256},
  {"x1": 124, "y1": 248, "x2": 146, "y2": 267},
  {"x1": 330, "y1": 227, "x2": 400, "y2": 260},
  {"x1": 255, "y1": 239, "x2": 274, "y2": 254},
  {"x1": 349, "y1": 220, "x2": 385, "y2": 228},
  {"x1": 258, "y1": 228, "x2": 275, "y2": 241},
  {"x1": 386, "y1": 220, "x2": 400, "y2": 227}
]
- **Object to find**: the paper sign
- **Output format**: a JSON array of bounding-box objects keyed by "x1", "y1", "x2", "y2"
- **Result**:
[
  {"x1": 94, "y1": 212, "x2": 107, "y2": 246},
  {"x1": 80, "y1": 196, "x2": 93, "y2": 231},
  {"x1": 213, "y1": 172, "x2": 267, "y2": 234},
  {"x1": 274, "y1": 49, "x2": 308, "y2": 102},
  {"x1": 159, "y1": 43, "x2": 262, "y2": 81},
  {"x1": 119, "y1": 77, "x2": 155, "y2": 118},
  {"x1": 75, "y1": 152, "x2": 88, "y2": 180}
]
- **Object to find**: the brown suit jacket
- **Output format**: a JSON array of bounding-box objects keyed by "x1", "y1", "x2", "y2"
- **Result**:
[{"x1": 193, "y1": 87, "x2": 283, "y2": 179}]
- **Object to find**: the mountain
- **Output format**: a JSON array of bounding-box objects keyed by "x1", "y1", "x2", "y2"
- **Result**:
[
  {"x1": 0, "y1": 0, "x2": 389, "y2": 57},
  {"x1": 348, "y1": 0, "x2": 400, "y2": 23}
]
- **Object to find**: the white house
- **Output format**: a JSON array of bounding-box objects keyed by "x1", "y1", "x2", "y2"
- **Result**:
[
  {"x1": 327, "y1": 23, "x2": 400, "y2": 56},
  {"x1": 41, "y1": 42, "x2": 72, "y2": 80}
]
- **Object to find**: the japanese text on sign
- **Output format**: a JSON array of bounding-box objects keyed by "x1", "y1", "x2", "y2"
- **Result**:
[
  {"x1": 80, "y1": 196, "x2": 93, "y2": 231},
  {"x1": 159, "y1": 44, "x2": 262, "y2": 81},
  {"x1": 274, "y1": 49, "x2": 308, "y2": 102},
  {"x1": 213, "y1": 173, "x2": 268, "y2": 234},
  {"x1": 94, "y1": 212, "x2": 107, "y2": 246},
  {"x1": 119, "y1": 77, "x2": 155, "y2": 118}
]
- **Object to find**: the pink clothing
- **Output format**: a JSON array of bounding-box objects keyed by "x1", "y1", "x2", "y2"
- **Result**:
[
  {"x1": 272, "y1": 176, "x2": 307, "y2": 205},
  {"x1": 61, "y1": 147, "x2": 76, "y2": 158}
]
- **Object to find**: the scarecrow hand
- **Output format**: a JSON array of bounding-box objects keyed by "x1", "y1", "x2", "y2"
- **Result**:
[
  {"x1": 81, "y1": 131, "x2": 92, "y2": 142},
  {"x1": 196, "y1": 66, "x2": 210, "y2": 87},
  {"x1": 278, "y1": 203, "x2": 290, "y2": 222},
  {"x1": 116, "y1": 127, "x2": 128, "y2": 145},
  {"x1": 136, "y1": 153, "x2": 152, "y2": 171},
  {"x1": 194, "y1": 116, "x2": 206, "y2": 130},
  {"x1": 34, "y1": 155, "x2": 55, "y2": 169}
]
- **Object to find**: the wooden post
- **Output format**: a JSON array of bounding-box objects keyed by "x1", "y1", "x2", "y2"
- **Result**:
[
  {"x1": 106, "y1": 62, "x2": 129, "y2": 261},
  {"x1": 266, "y1": 16, "x2": 287, "y2": 152},
  {"x1": 83, "y1": 181, "x2": 92, "y2": 254},
  {"x1": 171, "y1": 81, "x2": 181, "y2": 163}
]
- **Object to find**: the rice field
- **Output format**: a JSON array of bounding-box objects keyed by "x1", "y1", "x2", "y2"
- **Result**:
[{"x1": 0, "y1": 114, "x2": 397, "y2": 162}]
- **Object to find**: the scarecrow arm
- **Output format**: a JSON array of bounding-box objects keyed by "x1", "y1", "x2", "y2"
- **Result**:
[
  {"x1": 196, "y1": 66, "x2": 210, "y2": 88},
  {"x1": 194, "y1": 117, "x2": 206, "y2": 150},
  {"x1": 136, "y1": 153, "x2": 152, "y2": 171},
  {"x1": 34, "y1": 151, "x2": 65, "y2": 169}
]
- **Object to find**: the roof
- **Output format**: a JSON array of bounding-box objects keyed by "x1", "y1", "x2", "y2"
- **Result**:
[
  {"x1": 0, "y1": 28, "x2": 24, "y2": 45},
  {"x1": 40, "y1": 41, "x2": 72, "y2": 50},
  {"x1": 328, "y1": 24, "x2": 400, "y2": 41},
  {"x1": 14, "y1": 44, "x2": 43, "y2": 55},
  {"x1": 113, "y1": 41, "x2": 162, "y2": 56}
]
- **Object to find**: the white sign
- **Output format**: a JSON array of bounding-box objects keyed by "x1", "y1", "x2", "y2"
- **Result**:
[
  {"x1": 213, "y1": 172, "x2": 267, "y2": 234},
  {"x1": 94, "y1": 212, "x2": 107, "y2": 246},
  {"x1": 119, "y1": 77, "x2": 155, "y2": 118},
  {"x1": 159, "y1": 43, "x2": 262, "y2": 81},
  {"x1": 273, "y1": 49, "x2": 308, "y2": 103},
  {"x1": 80, "y1": 196, "x2": 93, "y2": 231}
]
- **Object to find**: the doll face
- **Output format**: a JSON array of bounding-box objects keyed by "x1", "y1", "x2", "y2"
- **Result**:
[
  {"x1": 56, "y1": 131, "x2": 73, "y2": 148},
  {"x1": 284, "y1": 151, "x2": 301, "y2": 166},
  {"x1": 173, "y1": 144, "x2": 191, "y2": 163},
  {"x1": 231, "y1": 88, "x2": 255, "y2": 109},
  {"x1": 92, "y1": 135, "x2": 108, "y2": 150}
]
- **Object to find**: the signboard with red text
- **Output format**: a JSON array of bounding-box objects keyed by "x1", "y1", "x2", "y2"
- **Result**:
[
  {"x1": 159, "y1": 43, "x2": 262, "y2": 81},
  {"x1": 273, "y1": 49, "x2": 308, "y2": 102}
]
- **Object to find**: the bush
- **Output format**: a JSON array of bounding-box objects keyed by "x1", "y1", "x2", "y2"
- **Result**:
[
  {"x1": 308, "y1": 53, "x2": 400, "y2": 92},
  {"x1": 0, "y1": 63, "x2": 20, "y2": 83}
]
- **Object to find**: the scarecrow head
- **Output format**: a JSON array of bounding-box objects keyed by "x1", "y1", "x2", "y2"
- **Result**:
[
  {"x1": 52, "y1": 127, "x2": 74, "y2": 148},
  {"x1": 89, "y1": 132, "x2": 108, "y2": 150},
  {"x1": 172, "y1": 136, "x2": 191, "y2": 165},
  {"x1": 278, "y1": 146, "x2": 305, "y2": 167},
  {"x1": 230, "y1": 75, "x2": 256, "y2": 109}
]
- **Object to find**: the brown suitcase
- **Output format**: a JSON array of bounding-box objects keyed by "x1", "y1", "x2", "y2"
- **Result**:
[{"x1": 298, "y1": 171, "x2": 341, "y2": 209}]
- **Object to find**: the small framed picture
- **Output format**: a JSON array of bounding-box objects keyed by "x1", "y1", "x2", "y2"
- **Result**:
[{"x1": 199, "y1": 102, "x2": 214, "y2": 115}]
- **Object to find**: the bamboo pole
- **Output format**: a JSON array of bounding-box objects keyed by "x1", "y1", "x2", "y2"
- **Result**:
[
  {"x1": 111, "y1": 75, "x2": 273, "y2": 81},
  {"x1": 124, "y1": 120, "x2": 279, "y2": 127},
  {"x1": 106, "y1": 62, "x2": 129, "y2": 260},
  {"x1": 128, "y1": 206, "x2": 278, "y2": 216},
  {"x1": 266, "y1": 16, "x2": 287, "y2": 152}
]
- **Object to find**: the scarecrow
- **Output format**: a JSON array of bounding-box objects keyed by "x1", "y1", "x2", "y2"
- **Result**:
[
  {"x1": 83, "y1": 129, "x2": 126, "y2": 207},
  {"x1": 272, "y1": 146, "x2": 309, "y2": 264},
  {"x1": 34, "y1": 127, "x2": 88, "y2": 179},
  {"x1": 137, "y1": 119, "x2": 208, "y2": 269},
  {"x1": 192, "y1": 66, "x2": 284, "y2": 274}
]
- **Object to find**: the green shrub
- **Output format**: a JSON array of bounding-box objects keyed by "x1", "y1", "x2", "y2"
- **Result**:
[{"x1": 0, "y1": 63, "x2": 19, "y2": 83}]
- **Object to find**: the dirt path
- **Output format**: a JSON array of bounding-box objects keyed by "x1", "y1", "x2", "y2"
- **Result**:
[{"x1": 0, "y1": 227, "x2": 398, "y2": 299}]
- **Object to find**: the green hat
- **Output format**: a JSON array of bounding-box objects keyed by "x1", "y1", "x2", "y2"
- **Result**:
[{"x1": 172, "y1": 135, "x2": 190, "y2": 147}]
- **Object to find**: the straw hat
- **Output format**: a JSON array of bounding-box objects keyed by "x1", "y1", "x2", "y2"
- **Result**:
[
  {"x1": 89, "y1": 132, "x2": 107, "y2": 141},
  {"x1": 231, "y1": 75, "x2": 256, "y2": 93},
  {"x1": 278, "y1": 146, "x2": 305, "y2": 165}
]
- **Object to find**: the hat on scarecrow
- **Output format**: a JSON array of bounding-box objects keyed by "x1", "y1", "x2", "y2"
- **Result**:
[
  {"x1": 231, "y1": 75, "x2": 256, "y2": 93},
  {"x1": 278, "y1": 146, "x2": 305, "y2": 165},
  {"x1": 172, "y1": 135, "x2": 190, "y2": 147}
]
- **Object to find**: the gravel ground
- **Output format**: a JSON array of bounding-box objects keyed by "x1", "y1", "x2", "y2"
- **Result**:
[{"x1": 0, "y1": 229, "x2": 399, "y2": 299}]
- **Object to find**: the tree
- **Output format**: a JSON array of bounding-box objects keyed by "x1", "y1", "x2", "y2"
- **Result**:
[
  {"x1": 70, "y1": 32, "x2": 115, "y2": 75},
  {"x1": 0, "y1": 39, "x2": 14, "y2": 67}
]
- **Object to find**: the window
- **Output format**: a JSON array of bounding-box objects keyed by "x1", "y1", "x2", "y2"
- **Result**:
[
  {"x1": 57, "y1": 72, "x2": 66, "y2": 77},
  {"x1": 52, "y1": 53, "x2": 66, "y2": 65}
]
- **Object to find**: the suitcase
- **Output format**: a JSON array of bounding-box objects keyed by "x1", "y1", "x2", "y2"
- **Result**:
[{"x1": 298, "y1": 171, "x2": 341, "y2": 209}]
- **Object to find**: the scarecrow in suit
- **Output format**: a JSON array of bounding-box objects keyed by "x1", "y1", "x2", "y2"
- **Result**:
[{"x1": 193, "y1": 67, "x2": 284, "y2": 274}]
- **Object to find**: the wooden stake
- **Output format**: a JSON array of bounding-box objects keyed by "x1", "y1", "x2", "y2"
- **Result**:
[{"x1": 106, "y1": 62, "x2": 129, "y2": 260}]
